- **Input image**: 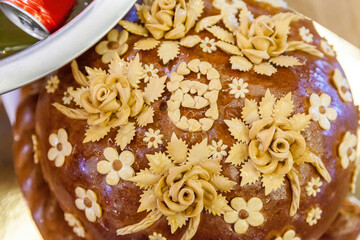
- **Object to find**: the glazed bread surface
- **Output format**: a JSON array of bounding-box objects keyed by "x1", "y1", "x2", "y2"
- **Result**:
[{"x1": 12, "y1": 0, "x2": 360, "y2": 239}]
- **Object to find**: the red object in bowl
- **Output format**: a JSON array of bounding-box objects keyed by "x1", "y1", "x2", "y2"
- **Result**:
[{"x1": 0, "y1": 0, "x2": 75, "y2": 39}]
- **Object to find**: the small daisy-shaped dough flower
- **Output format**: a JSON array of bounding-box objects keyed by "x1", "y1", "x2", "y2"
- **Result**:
[
  {"x1": 200, "y1": 37, "x2": 217, "y2": 53},
  {"x1": 97, "y1": 147, "x2": 135, "y2": 186},
  {"x1": 338, "y1": 131, "x2": 357, "y2": 169},
  {"x1": 321, "y1": 40, "x2": 335, "y2": 57},
  {"x1": 299, "y1": 26, "x2": 313, "y2": 43},
  {"x1": 142, "y1": 64, "x2": 159, "y2": 83},
  {"x1": 45, "y1": 75, "x2": 60, "y2": 93},
  {"x1": 229, "y1": 78, "x2": 249, "y2": 99},
  {"x1": 64, "y1": 213, "x2": 85, "y2": 238},
  {"x1": 306, "y1": 177, "x2": 323, "y2": 197},
  {"x1": 62, "y1": 87, "x2": 74, "y2": 105},
  {"x1": 95, "y1": 29, "x2": 129, "y2": 64},
  {"x1": 309, "y1": 93, "x2": 337, "y2": 130},
  {"x1": 149, "y1": 232, "x2": 167, "y2": 240},
  {"x1": 143, "y1": 129, "x2": 163, "y2": 149},
  {"x1": 332, "y1": 69, "x2": 352, "y2": 102},
  {"x1": 209, "y1": 140, "x2": 228, "y2": 159},
  {"x1": 275, "y1": 230, "x2": 301, "y2": 240},
  {"x1": 75, "y1": 187, "x2": 102, "y2": 222},
  {"x1": 224, "y1": 197, "x2": 264, "y2": 234},
  {"x1": 47, "y1": 128, "x2": 72, "y2": 167},
  {"x1": 306, "y1": 207, "x2": 322, "y2": 226}
]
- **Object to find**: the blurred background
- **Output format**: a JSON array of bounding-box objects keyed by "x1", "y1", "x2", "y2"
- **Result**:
[
  {"x1": 287, "y1": 0, "x2": 360, "y2": 48},
  {"x1": 0, "y1": 0, "x2": 359, "y2": 239}
]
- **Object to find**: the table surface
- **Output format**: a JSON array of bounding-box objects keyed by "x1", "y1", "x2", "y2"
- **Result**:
[{"x1": 0, "y1": 1, "x2": 360, "y2": 240}]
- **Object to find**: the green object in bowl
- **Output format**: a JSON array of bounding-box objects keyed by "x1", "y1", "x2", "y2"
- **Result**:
[{"x1": 0, "y1": 11, "x2": 38, "y2": 59}]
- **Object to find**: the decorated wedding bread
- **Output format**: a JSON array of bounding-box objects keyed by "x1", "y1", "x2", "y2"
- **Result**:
[{"x1": 12, "y1": 0, "x2": 360, "y2": 239}]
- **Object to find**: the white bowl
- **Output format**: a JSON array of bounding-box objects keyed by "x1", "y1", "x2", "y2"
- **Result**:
[{"x1": 0, "y1": 0, "x2": 135, "y2": 94}]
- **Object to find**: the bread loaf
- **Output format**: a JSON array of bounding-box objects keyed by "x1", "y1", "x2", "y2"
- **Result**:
[{"x1": 12, "y1": 0, "x2": 360, "y2": 239}]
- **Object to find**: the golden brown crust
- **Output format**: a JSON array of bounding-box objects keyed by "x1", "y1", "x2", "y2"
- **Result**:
[
  {"x1": 11, "y1": 0, "x2": 359, "y2": 239},
  {"x1": 12, "y1": 80, "x2": 81, "y2": 239},
  {"x1": 320, "y1": 200, "x2": 360, "y2": 240}
]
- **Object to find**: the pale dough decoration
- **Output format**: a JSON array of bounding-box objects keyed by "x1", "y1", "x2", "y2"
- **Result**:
[
  {"x1": 125, "y1": 0, "x2": 321, "y2": 72},
  {"x1": 351, "y1": 164, "x2": 359, "y2": 194},
  {"x1": 236, "y1": 8, "x2": 306, "y2": 69},
  {"x1": 299, "y1": 26, "x2": 313, "y2": 43},
  {"x1": 224, "y1": 89, "x2": 331, "y2": 216},
  {"x1": 135, "y1": 0, "x2": 204, "y2": 40},
  {"x1": 179, "y1": 35, "x2": 202, "y2": 48},
  {"x1": 221, "y1": 8, "x2": 240, "y2": 33},
  {"x1": 133, "y1": 38, "x2": 181, "y2": 65},
  {"x1": 230, "y1": 56, "x2": 253, "y2": 72},
  {"x1": 239, "y1": 161, "x2": 260, "y2": 186},
  {"x1": 206, "y1": 25, "x2": 235, "y2": 44},
  {"x1": 31, "y1": 134, "x2": 40, "y2": 164},
  {"x1": 275, "y1": 230, "x2": 301, "y2": 240},
  {"x1": 223, "y1": 197, "x2": 264, "y2": 234},
  {"x1": 116, "y1": 122, "x2": 136, "y2": 150},
  {"x1": 229, "y1": 78, "x2": 249, "y2": 99},
  {"x1": 149, "y1": 232, "x2": 167, "y2": 240},
  {"x1": 118, "y1": 20, "x2": 149, "y2": 37},
  {"x1": 69, "y1": 86, "x2": 88, "y2": 107},
  {"x1": 224, "y1": 118, "x2": 249, "y2": 143},
  {"x1": 331, "y1": 68, "x2": 353, "y2": 102},
  {"x1": 309, "y1": 93, "x2": 337, "y2": 130},
  {"x1": 306, "y1": 207, "x2": 322, "y2": 226},
  {"x1": 83, "y1": 125, "x2": 111, "y2": 143},
  {"x1": 194, "y1": 3, "x2": 324, "y2": 76},
  {"x1": 143, "y1": 64, "x2": 160, "y2": 83},
  {"x1": 212, "y1": 0, "x2": 246, "y2": 10},
  {"x1": 262, "y1": 173, "x2": 286, "y2": 195},
  {"x1": 144, "y1": 128, "x2": 164, "y2": 148},
  {"x1": 286, "y1": 41, "x2": 323, "y2": 57},
  {"x1": 47, "y1": 128, "x2": 72, "y2": 167},
  {"x1": 269, "y1": 56, "x2": 302, "y2": 68},
  {"x1": 209, "y1": 140, "x2": 228, "y2": 159},
  {"x1": 121, "y1": 0, "x2": 205, "y2": 65},
  {"x1": 117, "y1": 134, "x2": 236, "y2": 240},
  {"x1": 219, "y1": 2, "x2": 253, "y2": 33},
  {"x1": 166, "y1": 59, "x2": 222, "y2": 132},
  {"x1": 143, "y1": 76, "x2": 168, "y2": 104},
  {"x1": 320, "y1": 40, "x2": 336, "y2": 57},
  {"x1": 289, "y1": 113, "x2": 312, "y2": 132},
  {"x1": 75, "y1": 187, "x2": 102, "y2": 222},
  {"x1": 62, "y1": 87, "x2": 74, "y2": 105},
  {"x1": 95, "y1": 29, "x2": 129, "y2": 64},
  {"x1": 97, "y1": 147, "x2": 135, "y2": 185},
  {"x1": 137, "y1": 105, "x2": 156, "y2": 127},
  {"x1": 166, "y1": 133, "x2": 188, "y2": 163},
  {"x1": 122, "y1": 0, "x2": 320, "y2": 70},
  {"x1": 215, "y1": 41, "x2": 242, "y2": 56},
  {"x1": 253, "y1": 62, "x2": 277, "y2": 76},
  {"x1": 338, "y1": 131, "x2": 357, "y2": 169},
  {"x1": 158, "y1": 41, "x2": 180, "y2": 64},
  {"x1": 200, "y1": 37, "x2": 217, "y2": 53},
  {"x1": 54, "y1": 53, "x2": 167, "y2": 148},
  {"x1": 134, "y1": 38, "x2": 160, "y2": 51},
  {"x1": 256, "y1": 0, "x2": 287, "y2": 8},
  {"x1": 305, "y1": 177, "x2": 323, "y2": 197},
  {"x1": 195, "y1": 15, "x2": 223, "y2": 32},
  {"x1": 45, "y1": 75, "x2": 60, "y2": 93},
  {"x1": 64, "y1": 213, "x2": 85, "y2": 238}
]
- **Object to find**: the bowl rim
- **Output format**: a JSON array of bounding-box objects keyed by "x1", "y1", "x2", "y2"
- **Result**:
[{"x1": 0, "y1": 0, "x2": 136, "y2": 94}]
